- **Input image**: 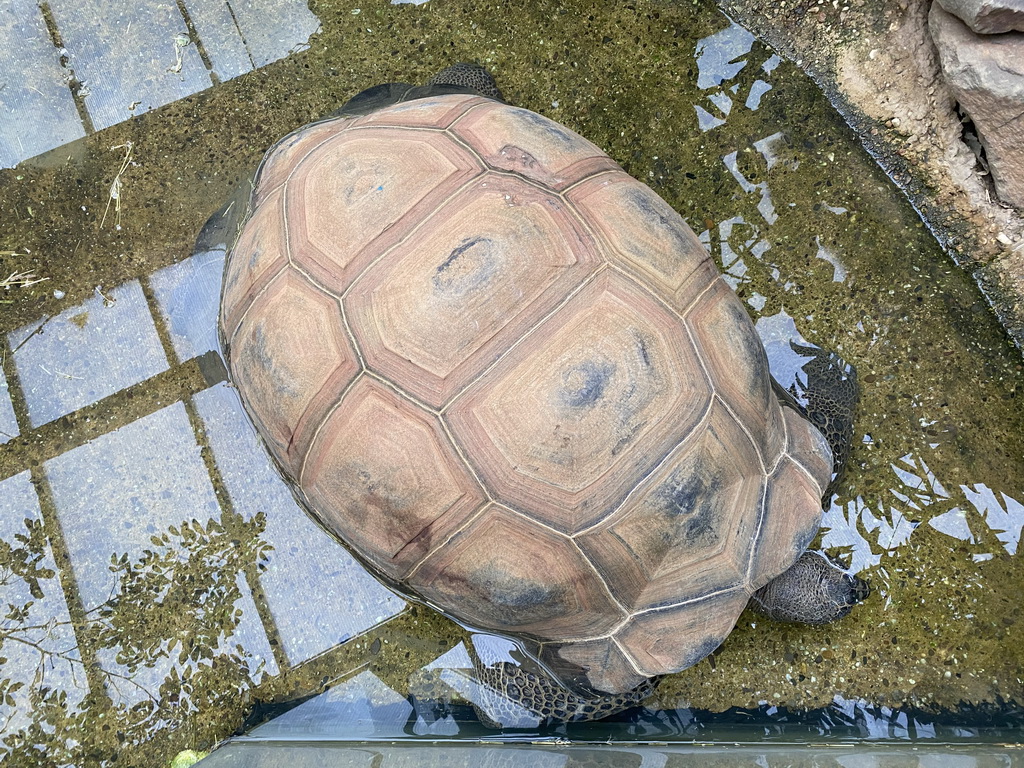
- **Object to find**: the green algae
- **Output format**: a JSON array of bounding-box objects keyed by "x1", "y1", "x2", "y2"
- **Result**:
[{"x1": 0, "y1": 0, "x2": 1021, "y2": 764}]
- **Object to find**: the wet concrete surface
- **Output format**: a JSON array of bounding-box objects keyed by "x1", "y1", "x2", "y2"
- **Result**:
[
  {"x1": 0, "y1": 0, "x2": 1022, "y2": 765},
  {"x1": 713, "y1": 0, "x2": 1024, "y2": 349}
]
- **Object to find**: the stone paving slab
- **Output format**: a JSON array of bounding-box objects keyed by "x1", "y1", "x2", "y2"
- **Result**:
[
  {"x1": 46, "y1": 0, "x2": 212, "y2": 131},
  {"x1": 0, "y1": 0, "x2": 85, "y2": 167},
  {"x1": 217, "y1": 0, "x2": 320, "y2": 69},
  {"x1": 181, "y1": 0, "x2": 253, "y2": 82},
  {"x1": 150, "y1": 248, "x2": 226, "y2": 363},
  {"x1": 1, "y1": 0, "x2": 318, "y2": 167},
  {"x1": 8, "y1": 279, "x2": 169, "y2": 427},
  {"x1": 181, "y1": 0, "x2": 319, "y2": 81},
  {"x1": 43, "y1": 400, "x2": 278, "y2": 704}
]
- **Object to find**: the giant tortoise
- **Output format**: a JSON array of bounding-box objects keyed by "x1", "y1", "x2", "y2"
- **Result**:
[{"x1": 214, "y1": 64, "x2": 867, "y2": 723}]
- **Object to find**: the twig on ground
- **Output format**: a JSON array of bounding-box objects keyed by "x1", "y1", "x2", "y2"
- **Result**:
[{"x1": 101, "y1": 141, "x2": 134, "y2": 229}]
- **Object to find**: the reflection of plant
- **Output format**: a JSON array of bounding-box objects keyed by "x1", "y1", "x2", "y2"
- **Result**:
[
  {"x1": 0, "y1": 516, "x2": 75, "y2": 760},
  {"x1": 91, "y1": 514, "x2": 272, "y2": 675},
  {"x1": 0, "y1": 518, "x2": 55, "y2": 720},
  {"x1": 0, "y1": 517, "x2": 57, "y2": 703},
  {"x1": 0, "y1": 517, "x2": 55, "y2": 602},
  {"x1": 0, "y1": 685, "x2": 100, "y2": 768},
  {"x1": 0, "y1": 512, "x2": 273, "y2": 764}
]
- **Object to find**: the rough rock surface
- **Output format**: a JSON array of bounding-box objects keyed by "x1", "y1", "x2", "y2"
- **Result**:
[
  {"x1": 930, "y1": 1, "x2": 1024, "y2": 209},
  {"x1": 715, "y1": 0, "x2": 1024, "y2": 349},
  {"x1": 936, "y1": 0, "x2": 1024, "y2": 33}
]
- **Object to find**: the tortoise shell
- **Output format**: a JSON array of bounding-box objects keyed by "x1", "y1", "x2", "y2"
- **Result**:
[{"x1": 220, "y1": 93, "x2": 833, "y2": 695}]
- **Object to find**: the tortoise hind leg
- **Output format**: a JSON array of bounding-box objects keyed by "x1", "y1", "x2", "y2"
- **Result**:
[{"x1": 469, "y1": 660, "x2": 657, "y2": 728}]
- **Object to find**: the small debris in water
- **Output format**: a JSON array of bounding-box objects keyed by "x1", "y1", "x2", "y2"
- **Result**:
[
  {"x1": 94, "y1": 285, "x2": 116, "y2": 307},
  {"x1": 101, "y1": 142, "x2": 134, "y2": 230},
  {"x1": 167, "y1": 34, "x2": 191, "y2": 75}
]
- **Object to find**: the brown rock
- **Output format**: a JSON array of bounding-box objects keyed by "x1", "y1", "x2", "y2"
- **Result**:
[
  {"x1": 930, "y1": 2, "x2": 1024, "y2": 208},
  {"x1": 935, "y1": 0, "x2": 1024, "y2": 34}
]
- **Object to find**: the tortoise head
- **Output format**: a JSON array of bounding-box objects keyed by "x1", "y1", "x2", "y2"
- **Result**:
[
  {"x1": 750, "y1": 551, "x2": 870, "y2": 625},
  {"x1": 427, "y1": 63, "x2": 505, "y2": 102}
]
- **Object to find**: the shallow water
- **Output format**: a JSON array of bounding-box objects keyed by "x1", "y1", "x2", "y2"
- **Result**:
[{"x1": 0, "y1": 0, "x2": 1022, "y2": 764}]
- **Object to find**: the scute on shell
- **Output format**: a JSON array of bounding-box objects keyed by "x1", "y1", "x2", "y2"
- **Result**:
[{"x1": 221, "y1": 93, "x2": 832, "y2": 694}]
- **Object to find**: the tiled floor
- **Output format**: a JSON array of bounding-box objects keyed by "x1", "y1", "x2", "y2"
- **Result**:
[
  {"x1": 0, "y1": 0, "x2": 319, "y2": 167},
  {"x1": 0, "y1": 222, "x2": 404, "y2": 731}
]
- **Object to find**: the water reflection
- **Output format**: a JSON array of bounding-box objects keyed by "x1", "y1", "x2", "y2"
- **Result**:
[
  {"x1": 814, "y1": 235, "x2": 848, "y2": 283},
  {"x1": 45, "y1": 399, "x2": 277, "y2": 706},
  {"x1": 822, "y1": 496, "x2": 919, "y2": 576},
  {"x1": 0, "y1": 0, "x2": 1022, "y2": 763},
  {"x1": 0, "y1": 472, "x2": 86, "y2": 735},
  {"x1": 958, "y1": 484, "x2": 1024, "y2": 556},
  {"x1": 0, "y1": 260, "x2": 404, "y2": 759},
  {"x1": 756, "y1": 310, "x2": 823, "y2": 402},
  {"x1": 755, "y1": 299, "x2": 1021, "y2": 577},
  {"x1": 223, "y1": 629, "x2": 1024, "y2": 747},
  {"x1": 722, "y1": 150, "x2": 778, "y2": 224},
  {"x1": 48, "y1": 0, "x2": 212, "y2": 132},
  {"x1": 248, "y1": 669, "x2": 416, "y2": 740},
  {"x1": 0, "y1": 0, "x2": 319, "y2": 168},
  {"x1": 820, "y1": 455, "x2": 1024, "y2": 577},
  {"x1": 693, "y1": 22, "x2": 754, "y2": 131},
  {"x1": 696, "y1": 32, "x2": 1024, "y2": 592},
  {"x1": 693, "y1": 22, "x2": 781, "y2": 132},
  {"x1": 420, "y1": 635, "x2": 542, "y2": 730}
]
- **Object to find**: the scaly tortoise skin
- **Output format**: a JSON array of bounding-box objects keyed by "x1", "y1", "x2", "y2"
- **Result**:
[{"x1": 219, "y1": 66, "x2": 864, "y2": 709}]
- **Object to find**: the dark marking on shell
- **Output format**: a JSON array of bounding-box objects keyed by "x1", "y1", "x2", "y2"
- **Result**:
[
  {"x1": 680, "y1": 633, "x2": 726, "y2": 668},
  {"x1": 633, "y1": 331, "x2": 653, "y2": 368},
  {"x1": 559, "y1": 359, "x2": 617, "y2": 408},
  {"x1": 657, "y1": 467, "x2": 720, "y2": 546},
  {"x1": 792, "y1": 514, "x2": 821, "y2": 556},
  {"x1": 452, "y1": 564, "x2": 569, "y2": 626},
  {"x1": 726, "y1": 302, "x2": 770, "y2": 371},
  {"x1": 432, "y1": 237, "x2": 496, "y2": 296},
  {"x1": 243, "y1": 323, "x2": 300, "y2": 399},
  {"x1": 624, "y1": 187, "x2": 690, "y2": 249}
]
